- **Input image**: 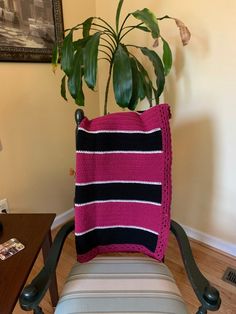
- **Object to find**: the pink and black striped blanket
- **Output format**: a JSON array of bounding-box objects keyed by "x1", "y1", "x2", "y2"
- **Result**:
[{"x1": 75, "y1": 104, "x2": 172, "y2": 262}]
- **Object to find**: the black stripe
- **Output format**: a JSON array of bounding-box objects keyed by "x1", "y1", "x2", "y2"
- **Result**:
[
  {"x1": 76, "y1": 130, "x2": 162, "y2": 151},
  {"x1": 75, "y1": 182, "x2": 162, "y2": 205},
  {"x1": 76, "y1": 227, "x2": 158, "y2": 254}
]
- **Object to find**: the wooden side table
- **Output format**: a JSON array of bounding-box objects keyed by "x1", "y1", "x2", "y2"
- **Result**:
[{"x1": 0, "y1": 213, "x2": 58, "y2": 314}]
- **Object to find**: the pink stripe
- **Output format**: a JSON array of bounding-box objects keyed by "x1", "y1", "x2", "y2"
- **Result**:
[
  {"x1": 75, "y1": 202, "x2": 162, "y2": 234},
  {"x1": 76, "y1": 153, "x2": 165, "y2": 183},
  {"x1": 79, "y1": 104, "x2": 170, "y2": 132}
]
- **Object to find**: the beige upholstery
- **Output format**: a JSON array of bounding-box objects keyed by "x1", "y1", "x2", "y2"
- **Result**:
[{"x1": 55, "y1": 255, "x2": 188, "y2": 314}]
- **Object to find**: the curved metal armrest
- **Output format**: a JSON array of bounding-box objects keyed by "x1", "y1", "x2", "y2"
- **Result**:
[
  {"x1": 170, "y1": 220, "x2": 221, "y2": 312},
  {"x1": 19, "y1": 219, "x2": 75, "y2": 311}
]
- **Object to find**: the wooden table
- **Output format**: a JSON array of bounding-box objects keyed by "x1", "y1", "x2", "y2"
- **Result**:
[{"x1": 0, "y1": 213, "x2": 58, "y2": 314}]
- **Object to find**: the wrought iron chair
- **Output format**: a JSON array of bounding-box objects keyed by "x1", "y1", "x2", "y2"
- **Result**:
[{"x1": 19, "y1": 106, "x2": 221, "y2": 314}]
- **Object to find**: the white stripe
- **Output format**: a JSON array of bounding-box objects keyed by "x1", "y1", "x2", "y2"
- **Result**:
[
  {"x1": 76, "y1": 150, "x2": 163, "y2": 154},
  {"x1": 61, "y1": 278, "x2": 179, "y2": 295},
  {"x1": 76, "y1": 181, "x2": 162, "y2": 186},
  {"x1": 75, "y1": 225, "x2": 159, "y2": 236},
  {"x1": 75, "y1": 200, "x2": 161, "y2": 207},
  {"x1": 78, "y1": 127, "x2": 161, "y2": 134}
]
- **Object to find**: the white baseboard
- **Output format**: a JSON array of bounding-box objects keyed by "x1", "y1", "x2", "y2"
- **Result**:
[
  {"x1": 181, "y1": 223, "x2": 236, "y2": 257},
  {"x1": 51, "y1": 208, "x2": 74, "y2": 230},
  {"x1": 52, "y1": 208, "x2": 236, "y2": 257}
]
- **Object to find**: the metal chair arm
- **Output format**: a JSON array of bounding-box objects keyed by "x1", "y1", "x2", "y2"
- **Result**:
[
  {"x1": 170, "y1": 220, "x2": 221, "y2": 313},
  {"x1": 19, "y1": 219, "x2": 74, "y2": 312}
]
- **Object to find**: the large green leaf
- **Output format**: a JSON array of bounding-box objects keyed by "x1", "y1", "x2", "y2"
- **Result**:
[
  {"x1": 116, "y1": 0, "x2": 124, "y2": 33},
  {"x1": 83, "y1": 17, "x2": 93, "y2": 38},
  {"x1": 61, "y1": 31, "x2": 74, "y2": 76},
  {"x1": 83, "y1": 32, "x2": 101, "y2": 90},
  {"x1": 127, "y1": 58, "x2": 140, "y2": 110},
  {"x1": 67, "y1": 48, "x2": 84, "y2": 106},
  {"x1": 61, "y1": 75, "x2": 67, "y2": 101},
  {"x1": 75, "y1": 81, "x2": 85, "y2": 106},
  {"x1": 113, "y1": 44, "x2": 132, "y2": 107},
  {"x1": 73, "y1": 36, "x2": 92, "y2": 50},
  {"x1": 141, "y1": 47, "x2": 165, "y2": 97},
  {"x1": 132, "y1": 8, "x2": 159, "y2": 39},
  {"x1": 152, "y1": 86, "x2": 159, "y2": 105},
  {"x1": 133, "y1": 61, "x2": 146, "y2": 102},
  {"x1": 161, "y1": 37, "x2": 172, "y2": 76},
  {"x1": 135, "y1": 58, "x2": 153, "y2": 106},
  {"x1": 135, "y1": 25, "x2": 150, "y2": 33}
]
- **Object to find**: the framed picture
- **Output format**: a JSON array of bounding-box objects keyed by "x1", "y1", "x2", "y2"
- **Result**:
[{"x1": 0, "y1": 0, "x2": 64, "y2": 62}]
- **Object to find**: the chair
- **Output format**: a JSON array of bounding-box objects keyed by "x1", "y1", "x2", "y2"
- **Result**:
[{"x1": 19, "y1": 105, "x2": 221, "y2": 314}]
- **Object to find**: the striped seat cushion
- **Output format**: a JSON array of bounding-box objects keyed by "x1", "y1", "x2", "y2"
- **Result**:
[
  {"x1": 55, "y1": 255, "x2": 188, "y2": 314},
  {"x1": 75, "y1": 104, "x2": 172, "y2": 262}
]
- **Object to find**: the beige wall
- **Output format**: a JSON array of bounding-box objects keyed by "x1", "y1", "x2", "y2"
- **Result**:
[
  {"x1": 156, "y1": 0, "x2": 236, "y2": 245},
  {"x1": 0, "y1": 0, "x2": 99, "y2": 215},
  {"x1": 96, "y1": 0, "x2": 236, "y2": 245},
  {"x1": 1, "y1": 0, "x2": 235, "y2": 246}
]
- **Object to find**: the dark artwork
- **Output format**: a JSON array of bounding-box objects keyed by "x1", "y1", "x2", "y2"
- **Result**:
[{"x1": 0, "y1": 0, "x2": 64, "y2": 62}]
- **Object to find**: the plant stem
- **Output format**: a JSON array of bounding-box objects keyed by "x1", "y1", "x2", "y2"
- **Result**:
[
  {"x1": 99, "y1": 48, "x2": 112, "y2": 61},
  {"x1": 96, "y1": 17, "x2": 117, "y2": 36},
  {"x1": 118, "y1": 13, "x2": 131, "y2": 39},
  {"x1": 98, "y1": 57, "x2": 110, "y2": 62},
  {"x1": 122, "y1": 22, "x2": 143, "y2": 30},
  {"x1": 92, "y1": 22, "x2": 113, "y2": 33},
  {"x1": 126, "y1": 44, "x2": 142, "y2": 49},
  {"x1": 102, "y1": 32, "x2": 117, "y2": 49},
  {"x1": 104, "y1": 60, "x2": 114, "y2": 115},
  {"x1": 100, "y1": 36, "x2": 114, "y2": 48},
  {"x1": 157, "y1": 15, "x2": 171, "y2": 21},
  {"x1": 100, "y1": 43, "x2": 113, "y2": 54},
  {"x1": 119, "y1": 23, "x2": 147, "y2": 41}
]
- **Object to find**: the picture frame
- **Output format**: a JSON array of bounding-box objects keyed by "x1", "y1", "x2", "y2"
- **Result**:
[{"x1": 0, "y1": 0, "x2": 64, "y2": 62}]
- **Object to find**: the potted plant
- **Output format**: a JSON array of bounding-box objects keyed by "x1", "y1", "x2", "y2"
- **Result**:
[{"x1": 52, "y1": 0, "x2": 190, "y2": 115}]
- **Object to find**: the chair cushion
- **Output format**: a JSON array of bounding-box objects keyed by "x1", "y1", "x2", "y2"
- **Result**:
[
  {"x1": 75, "y1": 104, "x2": 172, "y2": 262},
  {"x1": 55, "y1": 255, "x2": 188, "y2": 314}
]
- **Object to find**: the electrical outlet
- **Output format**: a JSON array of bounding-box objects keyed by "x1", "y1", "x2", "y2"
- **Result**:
[{"x1": 0, "y1": 199, "x2": 9, "y2": 213}]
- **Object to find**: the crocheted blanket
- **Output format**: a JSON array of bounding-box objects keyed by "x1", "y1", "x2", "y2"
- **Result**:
[{"x1": 75, "y1": 104, "x2": 172, "y2": 262}]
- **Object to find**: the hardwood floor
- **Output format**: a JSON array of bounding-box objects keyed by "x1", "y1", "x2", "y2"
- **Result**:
[
  {"x1": 165, "y1": 234, "x2": 236, "y2": 314},
  {"x1": 14, "y1": 230, "x2": 236, "y2": 314}
]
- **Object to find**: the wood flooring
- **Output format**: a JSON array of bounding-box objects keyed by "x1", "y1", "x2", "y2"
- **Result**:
[{"x1": 13, "y1": 229, "x2": 236, "y2": 314}]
